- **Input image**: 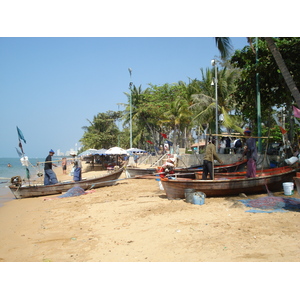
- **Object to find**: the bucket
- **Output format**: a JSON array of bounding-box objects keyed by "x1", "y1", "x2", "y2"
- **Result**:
[
  {"x1": 283, "y1": 182, "x2": 294, "y2": 195},
  {"x1": 192, "y1": 192, "x2": 206, "y2": 205},
  {"x1": 156, "y1": 178, "x2": 164, "y2": 190},
  {"x1": 184, "y1": 188, "x2": 196, "y2": 203},
  {"x1": 285, "y1": 156, "x2": 298, "y2": 165}
]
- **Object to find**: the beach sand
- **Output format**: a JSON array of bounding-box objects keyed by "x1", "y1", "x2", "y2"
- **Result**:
[{"x1": 0, "y1": 164, "x2": 299, "y2": 262}]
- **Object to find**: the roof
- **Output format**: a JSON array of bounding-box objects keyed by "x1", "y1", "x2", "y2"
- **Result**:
[{"x1": 191, "y1": 142, "x2": 206, "y2": 147}]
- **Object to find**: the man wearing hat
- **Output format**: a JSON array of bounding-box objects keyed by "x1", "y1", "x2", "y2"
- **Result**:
[
  {"x1": 243, "y1": 129, "x2": 258, "y2": 178},
  {"x1": 44, "y1": 149, "x2": 58, "y2": 185}
]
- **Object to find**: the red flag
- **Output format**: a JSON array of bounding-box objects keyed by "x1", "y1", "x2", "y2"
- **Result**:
[
  {"x1": 146, "y1": 140, "x2": 153, "y2": 144},
  {"x1": 279, "y1": 126, "x2": 287, "y2": 135},
  {"x1": 160, "y1": 133, "x2": 167, "y2": 139},
  {"x1": 293, "y1": 106, "x2": 300, "y2": 118}
]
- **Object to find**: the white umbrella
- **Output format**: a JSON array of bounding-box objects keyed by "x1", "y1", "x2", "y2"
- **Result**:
[
  {"x1": 126, "y1": 148, "x2": 146, "y2": 154},
  {"x1": 78, "y1": 149, "x2": 98, "y2": 157},
  {"x1": 94, "y1": 149, "x2": 107, "y2": 155},
  {"x1": 105, "y1": 147, "x2": 128, "y2": 155}
]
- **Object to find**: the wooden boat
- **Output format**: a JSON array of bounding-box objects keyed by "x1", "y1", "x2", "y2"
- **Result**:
[
  {"x1": 293, "y1": 174, "x2": 300, "y2": 194},
  {"x1": 9, "y1": 167, "x2": 125, "y2": 199},
  {"x1": 160, "y1": 166, "x2": 299, "y2": 199},
  {"x1": 126, "y1": 159, "x2": 247, "y2": 178},
  {"x1": 194, "y1": 165, "x2": 295, "y2": 179}
]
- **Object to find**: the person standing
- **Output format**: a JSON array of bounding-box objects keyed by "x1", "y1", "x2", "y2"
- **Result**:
[
  {"x1": 219, "y1": 137, "x2": 226, "y2": 154},
  {"x1": 243, "y1": 129, "x2": 258, "y2": 178},
  {"x1": 234, "y1": 138, "x2": 243, "y2": 154},
  {"x1": 73, "y1": 160, "x2": 82, "y2": 182},
  {"x1": 202, "y1": 139, "x2": 223, "y2": 180},
  {"x1": 44, "y1": 149, "x2": 58, "y2": 185},
  {"x1": 225, "y1": 137, "x2": 231, "y2": 154},
  {"x1": 62, "y1": 157, "x2": 67, "y2": 174}
]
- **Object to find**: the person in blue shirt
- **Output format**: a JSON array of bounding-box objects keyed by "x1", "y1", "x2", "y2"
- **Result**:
[{"x1": 44, "y1": 149, "x2": 58, "y2": 185}]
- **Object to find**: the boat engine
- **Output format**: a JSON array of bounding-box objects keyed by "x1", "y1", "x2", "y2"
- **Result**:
[{"x1": 10, "y1": 176, "x2": 22, "y2": 187}]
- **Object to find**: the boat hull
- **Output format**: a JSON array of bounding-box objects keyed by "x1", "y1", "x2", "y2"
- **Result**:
[
  {"x1": 161, "y1": 166, "x2": 298, "y2": 199},
  {"x1": 9, "y1": 168, "x2": 124, "y2": 199},
  {"x1": 126, "y1": 159, "x2": 247, "y2": 179}
]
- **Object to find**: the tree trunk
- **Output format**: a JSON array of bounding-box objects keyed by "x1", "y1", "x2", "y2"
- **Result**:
[{"x1": 264, "y1": 37, "x2": 300, "y2": 107}]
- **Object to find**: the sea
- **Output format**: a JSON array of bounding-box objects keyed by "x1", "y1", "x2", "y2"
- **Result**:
[{"x1": 0, "y1": 156, "x2": 62, "y2": 207}]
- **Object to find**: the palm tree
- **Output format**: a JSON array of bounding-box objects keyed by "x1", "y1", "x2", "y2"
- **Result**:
[
  {"x1": 264, "y1": 37, "x2": 300, "y2": 107},
  {"x1": 216, "y1": 37, "x2": 300, "y2": 108},
  {"x1": 190, "y1": 66, "x2": 242, "y2": 135},
  {"x1": 215, "y1": 37, "x2": 234, "y2": 60},
  {"x1": 162, "y1": 96, "x2": 191, "y2": 152}
]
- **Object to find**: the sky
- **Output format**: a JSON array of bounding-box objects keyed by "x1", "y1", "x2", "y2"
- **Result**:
[
  {"x1": 0, "y1": 1, "x2": 296, "y2": 158},
  {"x1": 0, "y1": 37, "x2": 249, "y2": 158}
]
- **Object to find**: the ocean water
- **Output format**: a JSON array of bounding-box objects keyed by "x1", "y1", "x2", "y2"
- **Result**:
[{"x1": 0, "y1": 156, "x2": 61, "y2": 206}]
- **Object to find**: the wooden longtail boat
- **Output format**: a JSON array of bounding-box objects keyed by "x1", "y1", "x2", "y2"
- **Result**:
[
  {"x1": 293, "y1": 175, "x2": 300, "y2": 194},
  {"x1": 194, "y1": 165, "x2": 296, "y2": 179},
  {"x1": 160, "y1": 166, "x2": 298, "y2": 199},
  {"x1": 9, "y1": 167, "x2": 125, "y2": 199},
  {"x1": 126, "y1": 159, "x2": 247, "y2": 178}
]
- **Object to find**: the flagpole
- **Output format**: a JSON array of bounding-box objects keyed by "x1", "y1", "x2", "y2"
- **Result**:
[
  {"x1": 256, "y1": 37, "x2": 262, "y2": 153},
  {"x1": 128, "y1": 68, "x2": 133, "y2": 149}
]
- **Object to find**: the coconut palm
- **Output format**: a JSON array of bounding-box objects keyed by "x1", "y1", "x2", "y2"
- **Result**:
[
  {"x1": 216, "y1": 37, "x2": 300, "y2": 108},
  {"x1": 264, "y1": 37, "x2": 300, "y2": 107},
  {"x1": 190, "y1": 66, "x2": 242, "y2": 135}
]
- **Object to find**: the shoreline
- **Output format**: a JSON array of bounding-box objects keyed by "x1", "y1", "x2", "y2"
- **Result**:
[{"x1": 0, "y1": 163, "x2": 300, "y2": 262}]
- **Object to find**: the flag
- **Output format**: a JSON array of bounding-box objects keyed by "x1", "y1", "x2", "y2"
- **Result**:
[
  {"x1": 279, "y1": 126, "x2": 287, "y2": 135},
  {"x1": 146, "y1": 140, "x2": 153, "y2": 144},
  {"x1": 272, "y1": 114, "x2": 287, "y2": 135},
  {"x1": 15, "y1": 147, "x2": 23, "y2": 157},
  {"x1": 160, "y1": 133, "x2": 167, "y2": 139},
  {"x1": 19, "y1": 141, "x2": 24, "y2": 154},
  {"x1": 17, "y1": 126, "x2": 26, "y2": 143},
  {"x1": 293, "y1": 106, "x2": 300, "y2": 118},
  {"x1": 294, "y1": 117, "x2": 300, "y2": 126},
  {"x1": 26, "y1": 167, "x2": 30, "y2": 180}
]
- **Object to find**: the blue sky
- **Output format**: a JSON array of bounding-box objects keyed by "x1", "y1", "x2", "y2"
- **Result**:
[
  {"x1": 0, "y1": 1, "x2": 292, "y2": 158},
  {"x1": 0, "y1": 37, "x2": 249, "y2": 157}
]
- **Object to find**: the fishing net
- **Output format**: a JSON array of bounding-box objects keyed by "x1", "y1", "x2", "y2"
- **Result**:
[
  {"x1": 240, "y1": 196, "x2": 300, "y2": 213},
  {"x1": 58, "y1": 186, "x2": 86, "y2": 198}
]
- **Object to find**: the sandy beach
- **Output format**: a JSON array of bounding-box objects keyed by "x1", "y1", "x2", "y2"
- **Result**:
[{"x1": 0, "y1": 163, "x2": 300, "y2": 263}]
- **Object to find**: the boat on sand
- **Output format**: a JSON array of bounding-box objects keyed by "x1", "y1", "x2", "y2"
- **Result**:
[
  {"x1": 9, "y1": 166, "x2": 125, "y2": 199},
  {"x1": 126, "y1": 159, "x2": 247, "y2": 178},
  {"x1": 160, "y1": 166, "x2": 298, "y2": 199}
]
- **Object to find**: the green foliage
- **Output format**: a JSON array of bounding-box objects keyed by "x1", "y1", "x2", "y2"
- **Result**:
[
  {"x1": 230, "y1": 38, "x2": 300, "y2": 123},
  {"x1": 80, "y1": 111, "x2": 121, "y2": 150}
]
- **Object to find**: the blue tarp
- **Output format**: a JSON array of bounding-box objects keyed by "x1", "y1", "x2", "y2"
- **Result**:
[{"x1": 240, "y1": 196, "x2": 300, "y2": 213}]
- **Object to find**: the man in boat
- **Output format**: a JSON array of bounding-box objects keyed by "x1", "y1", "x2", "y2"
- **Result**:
[
  {"x1": 44, "y1": 149, "x2": 58, "y2": 185},
  {"x1": 159, "y1": 157, "x2": 176, "y2": 178},
  {"x1": 243, "y1": 129, "x2": 258, "y2": 178},
  {"x1": 202, "y1": 139, "x2": 223, "y2": 180}
]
